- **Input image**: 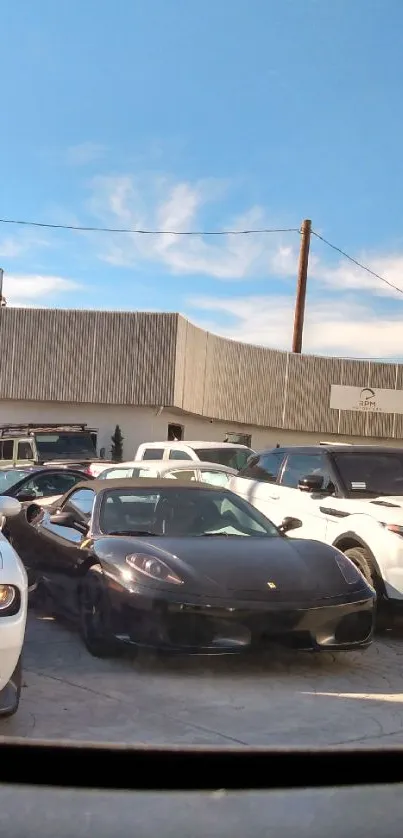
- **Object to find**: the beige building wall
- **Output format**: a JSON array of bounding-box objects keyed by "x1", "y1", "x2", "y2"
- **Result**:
[{"x1": 0, "y1": 307, "x2": 402, "y2": 444}]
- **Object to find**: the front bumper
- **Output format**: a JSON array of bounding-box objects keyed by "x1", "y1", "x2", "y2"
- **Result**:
[
  {"x1": 110, "y1": 587, "x2": 375, "y2": 654},
  {"x1": 0, "y1": 613, "x2": 26, "y2": 689}
]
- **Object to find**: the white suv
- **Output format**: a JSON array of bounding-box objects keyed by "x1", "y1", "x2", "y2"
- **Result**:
[{"x1": 229, "y1": 444, "x2": 403, "y2": 608}]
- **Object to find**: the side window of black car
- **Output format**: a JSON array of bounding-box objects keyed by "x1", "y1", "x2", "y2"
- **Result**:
[{"x1": 238, "y1": 451, "x2": 284, "y2": 483}]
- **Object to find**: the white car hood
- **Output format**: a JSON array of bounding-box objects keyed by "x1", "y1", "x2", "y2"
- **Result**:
[{"x1": 336, "y1": 495, "x2": 403, "y2": 524}]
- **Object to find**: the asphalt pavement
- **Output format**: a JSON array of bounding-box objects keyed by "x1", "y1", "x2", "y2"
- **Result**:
[{"x1": 2, "y1": 610, "x2": 403, "y2": 747}]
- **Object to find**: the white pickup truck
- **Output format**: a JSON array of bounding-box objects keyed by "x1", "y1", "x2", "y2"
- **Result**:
[{"x1": 134, "y1": 440, "x2": 255, "y2": 471}]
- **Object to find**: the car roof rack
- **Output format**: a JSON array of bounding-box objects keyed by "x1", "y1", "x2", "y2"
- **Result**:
[{"x1": 0, "y1": 423, "x2": 89, "y2": 437}]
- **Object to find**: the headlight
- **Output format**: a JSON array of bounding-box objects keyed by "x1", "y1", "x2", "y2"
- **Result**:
[
  {"x1": 334, "y1": 553, "x2": 365, "y2": 585},
  {"x1": 385, "y1": 524, "x2": 403, "y2": 537},
  {"x1": 126, "y1": 554, "x2": 184, "y2": 585},
  {"x1": 0, "y1": 584, "x2": 17, "y2": 610}
]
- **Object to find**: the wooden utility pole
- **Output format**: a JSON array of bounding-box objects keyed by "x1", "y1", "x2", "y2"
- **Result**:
[{"x1": 292, "y1": 219, "x2": 311, "y2": 353}]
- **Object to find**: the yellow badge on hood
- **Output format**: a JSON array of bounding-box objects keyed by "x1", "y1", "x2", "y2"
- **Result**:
[{"x1": 267, "y1": 581, "x2": 277, "y2": 589}]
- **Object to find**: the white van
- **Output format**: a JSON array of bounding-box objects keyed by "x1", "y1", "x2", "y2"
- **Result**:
[{"x1": 134, "y1": 440, "x2": 255, "y2": 471}]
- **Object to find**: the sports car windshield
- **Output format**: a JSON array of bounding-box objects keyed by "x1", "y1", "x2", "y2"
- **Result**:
[
  {"x1": 334, "y1": 452, "x2": 403, "y2": 496},
  {"x1": 98, "y1": 486, "x2": 279, "y2": 537}
]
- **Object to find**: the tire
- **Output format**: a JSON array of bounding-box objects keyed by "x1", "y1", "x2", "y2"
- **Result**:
[
  {"x1": 344, "y1": 546, "x2": 390, "y2": 632},
  {"x1": 0, "y1": 655, "x2": 22, "y2": 718},
  {"x1": 78, "y1": 565, "x2": 121, "y2": 658},
  {"x1": 344, "y1": 546, "x2": 375, "y2": 587}
]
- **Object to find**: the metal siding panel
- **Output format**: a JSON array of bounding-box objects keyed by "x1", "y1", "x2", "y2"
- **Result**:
[
  {"x1": 173, "y1": 316, "x2": 187, "y2": 408},
  {"x1": 366, "y1": 362, "x2": 396, "y2": 439},
  {"x1": 198, "y1": 336, "x2": 287, "y2": 425},
  {"x1": 132, "y1": 313, "x2": 177, "y2": 405},
  {"x1": 392, "y1": 365, "x2": 403, "y2": 440},
  {"x1": 180, "y1": 322, "x2": 208, "y2": 415},
  {"x1": 283, "y1": 354, "x2": 343, "y2": 433},
  {"x1": 337, "y1": 360, "x2": 370, "y2": 436},
  {"x1": 0, "y1": 308, "x2": 176, "y2": 406}
]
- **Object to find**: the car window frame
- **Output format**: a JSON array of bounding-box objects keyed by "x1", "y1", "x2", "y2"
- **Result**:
[
  {"x1": 0, "y1": 439, "x2": 15, "y2": 460},
  {"x1": 17, "y1": 439, "x2": 34, "y2": 461},
  {"x1": 163, "y1": 468, "x2": 198, "y2": 482},
  {"x1": 168, "y1": 449, "x2": 193, "y2": 461},
  {"x1": 198, "y1": 468, "x2": 232, "y2": 487},
  {"x1": 278, "y1": 452, "x2": 338, "y2": 493},
  {"x1": 60, "y1": 486, "x2": 97, "y2": 522},
  {"x1": 238, "y1": 450, "x2": 286, "y2": 483},
  {"x1": 18, "y1": 469, "x2": 84, "y2": 498},
  {"x1": 142, "y1": 448, "x2": 165, "y2": 460}
]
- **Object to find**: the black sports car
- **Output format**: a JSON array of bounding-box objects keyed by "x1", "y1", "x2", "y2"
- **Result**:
[{"x1": 7, "y1": 479, "x2": 376, "y2": 657}]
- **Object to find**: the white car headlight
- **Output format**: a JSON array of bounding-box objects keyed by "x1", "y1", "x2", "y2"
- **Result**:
[{"x1": 0, "y1": 584, "x2": 16, "y2": 610}]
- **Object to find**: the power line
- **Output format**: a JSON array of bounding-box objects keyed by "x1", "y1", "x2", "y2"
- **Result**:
[
  {"x1": 311, "y1": 229, "x2": 403, "y2": 297},
  {"x1": 0, "y1": 217, "x2": 299, "y2": 236},
  {"x1": 0, "y1": 213, "x2": 401, "y2": 298}
]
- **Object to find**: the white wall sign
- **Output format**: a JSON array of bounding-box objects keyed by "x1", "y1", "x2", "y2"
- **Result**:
[{"x1": 330, "y1": 385, "x2": 403, "y2": 414}]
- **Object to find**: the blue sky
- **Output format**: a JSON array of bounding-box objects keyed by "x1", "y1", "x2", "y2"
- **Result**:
[{"x1": 2, "y1": 0, "x2": 403, "y2": 358}]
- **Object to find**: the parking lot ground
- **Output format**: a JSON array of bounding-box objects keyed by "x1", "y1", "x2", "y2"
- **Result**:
[{"x1": 3, "y1": 610, "x2": 403, "y2": 746}]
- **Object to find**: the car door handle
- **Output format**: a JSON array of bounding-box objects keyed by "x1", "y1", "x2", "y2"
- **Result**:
[{"x1": 268, "y1": 493, "x2": 280, "y2": 500}]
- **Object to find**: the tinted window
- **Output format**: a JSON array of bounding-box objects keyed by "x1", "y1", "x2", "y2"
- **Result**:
[
  {"x1": 20, "y1": 471, "x2": 83, "y2": 498},
  {"x1": 195, "y1": 448, "x2": 254, "y2": 470},
  {"x1": 35, "y1": 433, "x2": 95, "y2": 459},
  {"x1": 334, "y1": 451, "x2": 403, "y2": 497},
  {"x1": 65, "y1": 488, "x2": 95, "y2": 517},
  {"x1": 280, "y1": 453, "x2": 333, "y2": 490},
  {"x1": 142, "y1": 448, "x2": 164, "y2": 460},
  {"x1": 98, "y1": 486, "x2": 278, "y2": 537},
  {"x1": 168, "y1": 449, "x2": 193, "y2": 460},
  {"x1": 1, "y1": 440, "x2": 14, "y2": 460},
  {"x1": 238, "y1": 451, "x2": 284, "y2": 482},
  {"x1": 17, "y1": 441, "x2": 33, "y2": 460}
]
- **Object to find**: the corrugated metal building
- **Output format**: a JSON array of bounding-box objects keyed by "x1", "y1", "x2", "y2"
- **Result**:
[{"x1": 0, "y1": 307, "x2": 401, "y2": 458}]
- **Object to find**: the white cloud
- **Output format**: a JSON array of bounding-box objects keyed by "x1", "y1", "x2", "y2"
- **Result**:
[
  {"x1": 0, "y1": 231, "x2": 50, "y2": 260},
  {"x1": 66, "y1": 142, "x2": 105, "y2": 166},
  {"x1": 87, "y1": 173, "x2": 403, "y2": 302},
  {"x1": 188, "y1": 293, "x2": 403, "y2": 359},
  {"x1": 312, "y1": 254, "x2": 403, "y2": 298},
  {"x1": 2, "y1": 273, "x2": 81, "y2": 306},
  {"x1": 88, "y1": 174, "x2": 296, "y2": 280}
]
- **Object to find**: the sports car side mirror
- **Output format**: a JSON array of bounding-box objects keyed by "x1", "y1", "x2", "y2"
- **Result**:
[
  {"x1": 279, "y1": 516, "x2": 302, "y2": 534},
  {"x1": 15, "y1": 490, "x2": 37, "y2": 502},
  {"x1": 49, "y1": 511, "x2": 88, "y2": 534}
]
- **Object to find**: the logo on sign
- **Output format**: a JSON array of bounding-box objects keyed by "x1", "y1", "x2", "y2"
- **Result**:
[{"x1": 358, "y1": 388, "x2": 380, "y2": 412}]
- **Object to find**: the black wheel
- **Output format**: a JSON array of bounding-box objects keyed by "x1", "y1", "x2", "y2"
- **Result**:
[
  {"x1": 78, "y1": 565, "x2": 121, "y2": 658},
  {"x1": 344, "y1": 546, "x2": 389, "y2": 631},
  {"x1": 344, "y1": 546, "x2": 375, "y2": 587},
  {"x1": 0, "y1": 655, "x2": 22, "y2": 718}
]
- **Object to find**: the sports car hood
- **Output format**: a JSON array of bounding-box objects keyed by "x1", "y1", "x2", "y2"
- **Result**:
[{"x1": 113, "y1": 535, "x2": 361, "y2": 599}]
